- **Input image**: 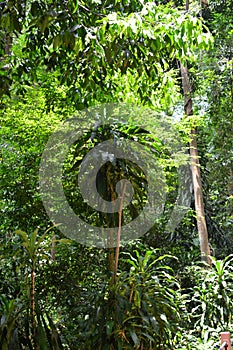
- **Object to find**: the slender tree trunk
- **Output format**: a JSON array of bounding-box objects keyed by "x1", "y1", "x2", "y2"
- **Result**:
[
  {"x1": 4, "y1": 33, "x2": 12, "y2": 56},
  {"x1": 31, "y1": 267, "x2": 37, "y2": 347},
  {"x1": 180, "y1": 55, "x2": 211, "y2": 264},
  {"x1": 113, "y1": 180, "x2": 127, "y2": 283},
  {"x1": 51, "y1": 234, "x2": 56, "y2": 261},
  {"x1": 0, "y1": 33, "x2": 12, "y2": 99},
  {"x1": 0, "y1": 32, "x2": 12, "y2": 63}
]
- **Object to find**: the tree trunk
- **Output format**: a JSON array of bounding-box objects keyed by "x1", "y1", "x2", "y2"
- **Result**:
[
  {"x1": 180, "y1": 62, "x2": 211, "y2": 265},
  {"x1": 51, "y1": 234, "x2": 56, "y2": 261}
]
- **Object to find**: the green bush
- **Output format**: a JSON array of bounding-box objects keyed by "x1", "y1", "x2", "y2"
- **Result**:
[{"x1": 77, "y1": 249, "x2": 184, "y2": 349}]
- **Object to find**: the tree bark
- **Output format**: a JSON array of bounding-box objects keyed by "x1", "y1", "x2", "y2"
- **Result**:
[
  {"x1": 51, "y1": 234, "x2": 56, "y2": 261},
  {"x1": 180, "y1": 62, "x2": 211, "y2": 265}
]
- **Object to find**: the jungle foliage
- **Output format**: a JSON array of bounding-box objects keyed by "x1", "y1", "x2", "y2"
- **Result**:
[{"x1": 0, "y1": 0, "x2": 233, "y2": 349}]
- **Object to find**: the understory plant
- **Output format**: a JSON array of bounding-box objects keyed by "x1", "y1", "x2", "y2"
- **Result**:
[
  {"x1": 77, "y1": 249, "x2": 185, "y2": 349},
  {"x1": 0, "y1": 229, "x2": 64, "y2": 349},
  {"x1": 176, "y1": 254, "x2": 233, "y2": 349},
  {"x1": 191, "y1": 255, "x2": 233, "y2": 329}
]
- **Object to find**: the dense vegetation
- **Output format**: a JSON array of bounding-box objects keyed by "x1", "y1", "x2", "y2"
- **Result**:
[{"x1": 0, "y1": 0, "x2": 233, "y2": 349}]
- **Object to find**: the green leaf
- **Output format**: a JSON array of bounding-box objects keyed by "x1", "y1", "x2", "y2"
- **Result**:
[{"x1": 129, "y1": 329, "x2": 140, "y2": 347}]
